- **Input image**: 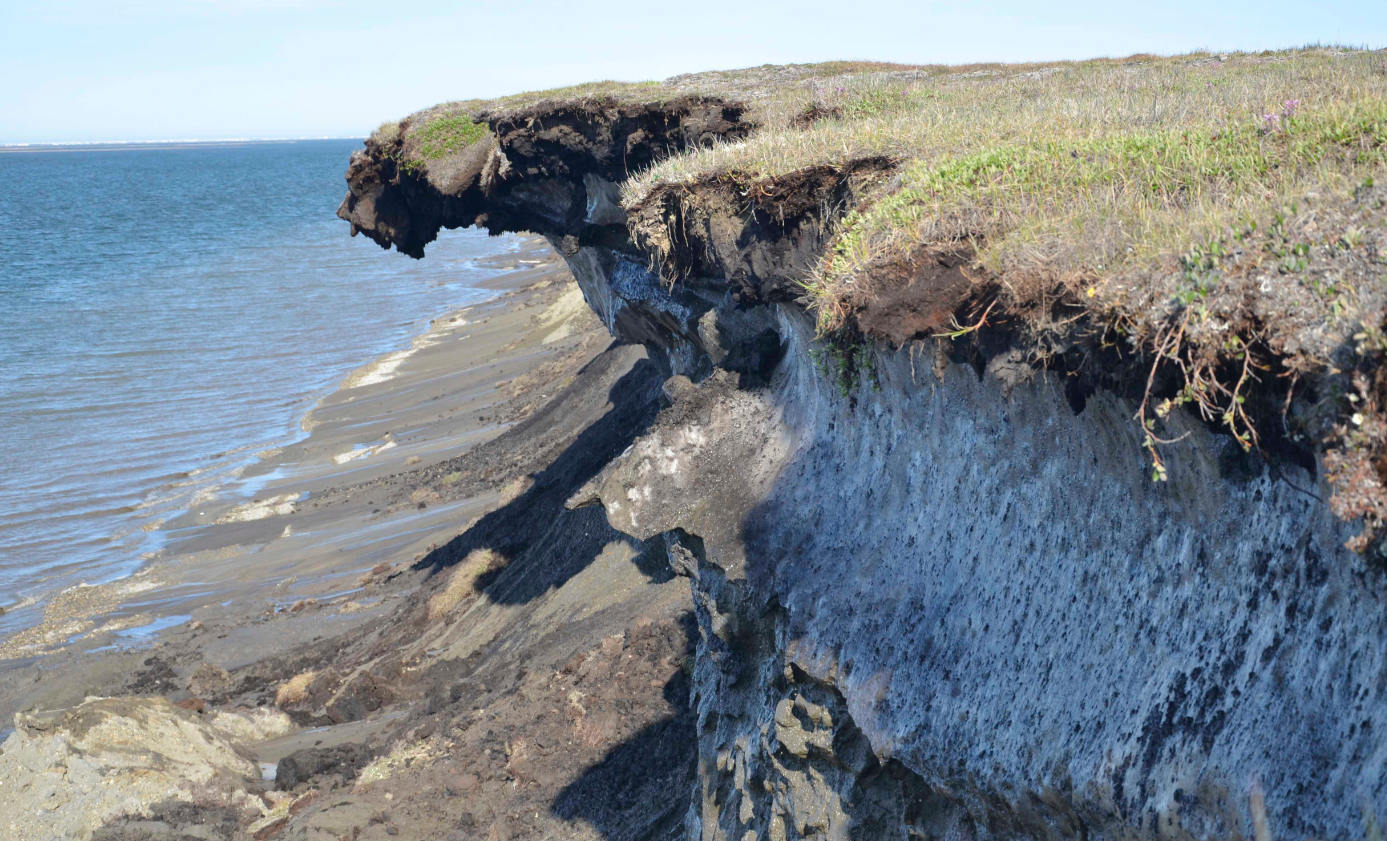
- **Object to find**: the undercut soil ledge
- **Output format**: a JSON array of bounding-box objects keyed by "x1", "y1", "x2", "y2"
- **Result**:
[{"x1": 336, "y1": 53, "x2": 1387, "y2": 841}]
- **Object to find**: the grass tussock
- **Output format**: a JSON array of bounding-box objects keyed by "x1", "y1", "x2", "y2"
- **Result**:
[
  {"x1": 372, "y1": 120, "x2": 401, "y2": 146},
  {"x1": 427, "y1": 548, "x2": 504, "y2": 620},
  {"x1": 369, "y1": 112, "x2": 488, "y2": 174},
  {"x1": 498, "y1": 475, "x2": 534, "y2": 506},
  {"x1": 274, "y1": 670, "x2": 318, "y2": 707},
  {"x1": 355, "y1": 739, "x2": 439, "y2": 789}
]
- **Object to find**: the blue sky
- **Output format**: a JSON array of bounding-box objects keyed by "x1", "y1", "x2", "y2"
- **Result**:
[{"x1": 3, "y1": 0, "x2": 1384, "y2": 143}]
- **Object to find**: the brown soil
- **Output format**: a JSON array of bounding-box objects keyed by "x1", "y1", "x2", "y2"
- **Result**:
[
  {"x1": 343, "y1": 97, "x2": 753, "y2": 258},
  {"x1": 851, "y1": 249, "x2": 975, "y2": 346},
  {"x1": 627, "y1": 157, "x2": 895, "y2": 300},
  {"x1": 789, "y1": 103, "x2": 842, "y2": 129}
]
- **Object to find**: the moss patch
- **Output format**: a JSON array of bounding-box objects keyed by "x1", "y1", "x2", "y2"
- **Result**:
[{"x1": 412, "y1": 115, "x2": 488, "y2": 161}]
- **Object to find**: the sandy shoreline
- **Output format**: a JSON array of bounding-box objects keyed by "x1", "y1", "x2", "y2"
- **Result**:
[
  {"x1": 0, "y1": 235, "x2": 604, "y2": 718},
  {"x1": 0, "y1": 224, "x2": 693, "y2": 840}
]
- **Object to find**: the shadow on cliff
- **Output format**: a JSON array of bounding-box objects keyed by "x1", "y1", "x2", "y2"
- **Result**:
[
  {"x1": 414, "y1": 344, "x2": 669, "y2": 604},
  {"x1": 551, "y1": 664, "x2": 698, "y2": 840}
]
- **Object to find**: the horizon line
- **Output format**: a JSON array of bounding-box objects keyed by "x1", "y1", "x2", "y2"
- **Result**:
[{"x1": 0, "y1": 136, "x2": 367, "y2": 151}]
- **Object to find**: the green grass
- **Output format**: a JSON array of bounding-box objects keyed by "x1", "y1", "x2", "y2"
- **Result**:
[
  {"x1": 626, "y1": 48, "x2": 1387, "y2": 205},
  {"x1": 413, "y1": 115, "x2": 488, "y2": 160},
  {"x1": 811, "y1": 96, "x2": 1387, "y2": 330},
  {"x1": 368, "y1": 113, "x2": 487, "y2": 174}
]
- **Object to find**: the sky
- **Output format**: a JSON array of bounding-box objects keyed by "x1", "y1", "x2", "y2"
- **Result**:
[{"x1": 3, "y1": 0, "x2": 1385, "y2": 144}]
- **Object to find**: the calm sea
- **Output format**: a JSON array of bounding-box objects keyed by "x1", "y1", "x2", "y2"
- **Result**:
[{"x1": 0, "y1": 139, "x2": 517, "y2": 631}]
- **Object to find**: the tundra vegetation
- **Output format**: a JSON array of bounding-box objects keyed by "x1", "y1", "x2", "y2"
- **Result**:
[{"x1": 373, "y1": 47, "x2": 1387, "y2": 554}]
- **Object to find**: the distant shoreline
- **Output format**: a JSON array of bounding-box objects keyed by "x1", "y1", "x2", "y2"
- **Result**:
[{"x1": 0, "y1": 138, "x2": 366, "y2": 154}]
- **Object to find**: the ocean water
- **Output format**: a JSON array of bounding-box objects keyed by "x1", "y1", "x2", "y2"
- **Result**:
[{"x1": 0, "y1": 139, "x2": 518, "y2": 627}]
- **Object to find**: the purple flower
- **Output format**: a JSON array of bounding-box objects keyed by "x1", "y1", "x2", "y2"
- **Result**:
[
  {"x1": 1262, "y1": 113, "x2": 1282, "y2": 131},
  {"x1": 1282, "y1": 98, "x2": 1300, "y2": 117}
]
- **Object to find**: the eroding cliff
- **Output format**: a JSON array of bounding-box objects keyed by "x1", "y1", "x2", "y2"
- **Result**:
[
  {"x1": 340, "y1": 97, "x2": 754, "y2": 377},
  {"x1": 583, "y1": 314, "x2": 1383, "y2": 840},
  {"x1": 341, "y1": 94, "x2": 1387, "y2": 840}
]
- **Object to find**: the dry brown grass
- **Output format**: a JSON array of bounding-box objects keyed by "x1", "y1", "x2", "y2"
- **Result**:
[
  {"x1": 498, "y1": 475, "x2": 534, "y2": 506},
  {"x1": 274, "y1": 670, "x2": 317, "y2": 707},
  {"x1": 426, "y1": 548, "x2": 504, "y2": 620},
  {"x1": 799, "y1": 56, "x2": 1386, "y2": 325},
  {"x1": 627, "y1": 48, "x2": 1387, "y2": 201}
]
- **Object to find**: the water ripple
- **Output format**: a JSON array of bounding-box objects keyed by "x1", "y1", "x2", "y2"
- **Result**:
[{"x1": 0, "y1": 139, "x2": 518, "y2": 610}]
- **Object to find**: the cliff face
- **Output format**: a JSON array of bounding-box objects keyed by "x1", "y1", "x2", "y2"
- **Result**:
[{"x1": 340, "y1": 103, "x2": 1387, "y2": 840}]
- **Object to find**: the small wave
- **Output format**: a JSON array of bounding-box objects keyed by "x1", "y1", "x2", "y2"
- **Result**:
[
  {"x1": 336, "y1": 307, "x2": 470, "y2": 392},
  {"x1": 1, "y1": 595, "x2": 39, "y2": 612},
  {"x1": 341, "y1": 349, "x2": 413, "y2": 390},
  {"x1": 214, "y1": 492, "x2": 303, "y2": 524}
]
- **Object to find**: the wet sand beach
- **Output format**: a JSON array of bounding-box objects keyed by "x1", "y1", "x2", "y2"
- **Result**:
[{"x1": 0, "y1": 236, "x2": 605, "y2": 719}]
